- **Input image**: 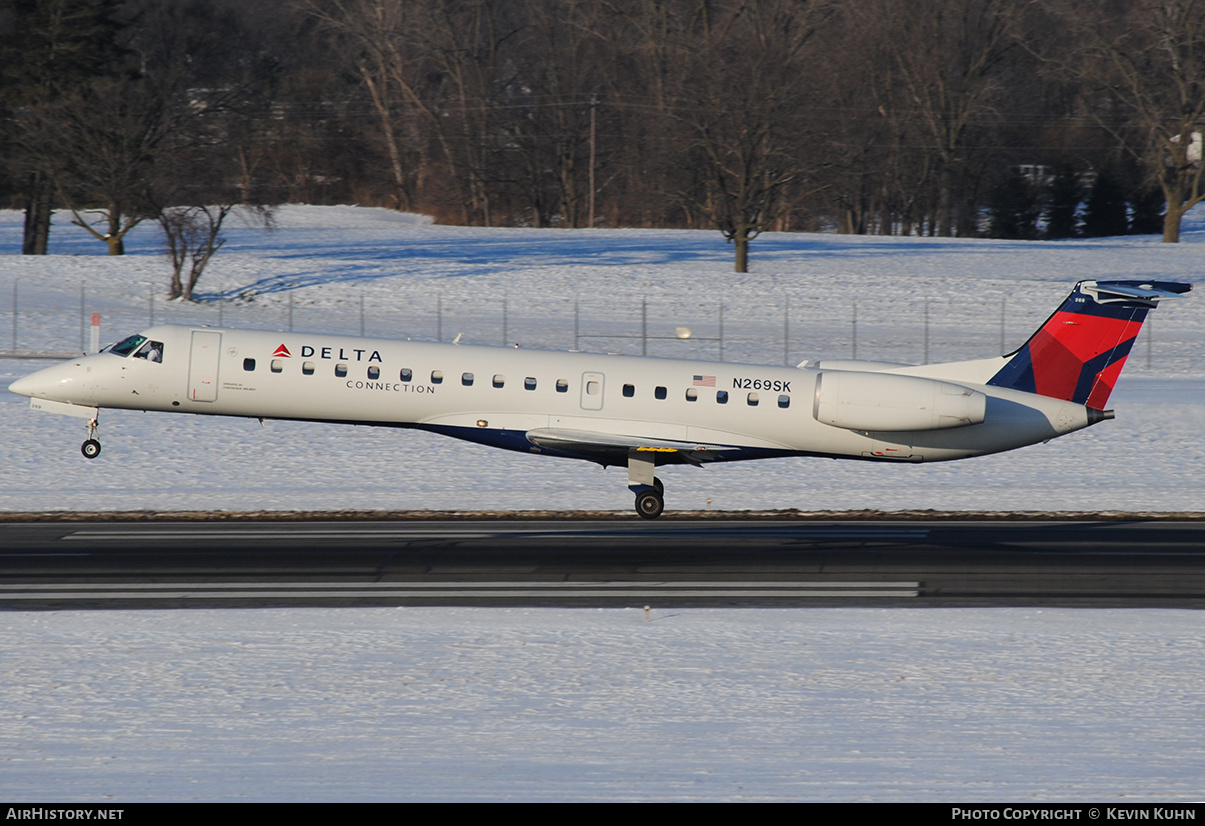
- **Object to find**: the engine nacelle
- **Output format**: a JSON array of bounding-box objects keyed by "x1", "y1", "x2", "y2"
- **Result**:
[
  {"x1": 802, "y1": 359, "x2": 914, "y2": 372},
  {"x1": 813, "y1": 371, "x2": 986, "y2": 432}
]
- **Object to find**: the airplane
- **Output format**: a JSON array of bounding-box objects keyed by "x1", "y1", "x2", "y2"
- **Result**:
[{"x1": 6, "y1": 279, "x2": 1191, "y2": 518}]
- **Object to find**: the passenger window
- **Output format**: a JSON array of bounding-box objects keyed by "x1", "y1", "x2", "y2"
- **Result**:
[
  {"x1": 431, "y1": 370, "x2": 443, "y2": 384},
  {"x1": 716, "y1": 390, "x2": 728, "y2": 404},
  {"x1": 778, "y1": 394, "x2": 790, "y2": 408},
  {"x1": 302, "y1": 362, "x2": 315, "y2": 375},
  {"x1": 623, "y1": 384, "x2": 635, "y2": 398},
  {"x1": 367, "y1": 366, "x2": 380, "y2": 380},
  {"x1": 493, "y1": 375, "x2": 505, "y2": 388},
  {"x1": 462, "y1": 372, "x2": 474, "y2": 386},
  {"x1": 524, "y1": 377, "x2": 537, "y2": 391},
  {"x1": 655, "y1": 386, "x2": 667, "y2": 400},
  {"x1": 335, "y1": 363, "x2": 348, "y2": 378},
  {"x1": 271, "y1": 359, "x2": 283, "y2": 373},
  {"x1": 685, "y1": 388, "x2": 698, "y2": 401},
  {"x1": 586, "y1": 381, "x2": 600, "y2": 396},
  {"x1": 401, "y1": 368, "x2": 412, "y2": 382},
  {"x1": 243, "y1": 358, "x2": 256, "y2": 371},
  {"x1": 747, "y1": 392, "x2": 759, "y2": 406},
  {"x1": 556, "y1": 379, "x2": 569, "y2": 393}
]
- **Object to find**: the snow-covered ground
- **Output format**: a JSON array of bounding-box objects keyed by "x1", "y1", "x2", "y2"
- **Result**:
[
  {"x1": 2, "y1": 207, "x2": 1203, "y2": 801},
  {"x1": 3, "y1": 607, "x2": 1204, "y2": 802}
]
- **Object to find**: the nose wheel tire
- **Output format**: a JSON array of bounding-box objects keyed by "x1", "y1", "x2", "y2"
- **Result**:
[
  {"x1": 635, "y1": 488, "x2": 664, "y2": 520},
  {"x1": 81, "y1": 439, "x2": 101, "y2": 459}
]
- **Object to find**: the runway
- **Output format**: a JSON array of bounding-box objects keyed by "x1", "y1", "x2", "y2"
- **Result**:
[{"x1": 1, "y1": 517, "x2": 1203, "y2": 609}]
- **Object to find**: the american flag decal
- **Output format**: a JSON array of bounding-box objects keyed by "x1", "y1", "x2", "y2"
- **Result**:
[{"x1": 693, "y1": 375, "x2": 716, "y2": 387}]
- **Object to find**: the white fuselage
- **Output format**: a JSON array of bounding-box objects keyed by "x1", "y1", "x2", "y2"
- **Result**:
[{"x1": 10, "y1": 324, "x2": 1099, "y2": 467}]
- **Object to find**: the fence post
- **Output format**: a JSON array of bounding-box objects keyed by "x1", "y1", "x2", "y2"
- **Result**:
[
  {"x1": 1000, "y1": 298, "x2": 1006, "y2": 353},
  {"x1": 719, "y1": 302, "x2": 725, "y2": 362},
  {"x1": 641, "y1": 298, "x2": 647, "y2": 357},
  {"x1": 783, "y1": 298, "x2": 790, "y2": 366},
  {"x1": 12, "y1": 279, "x2": 18, "y2": 351},
  {"x1": 923, "y1": 299, "x2": 930, "y2": 364},
  {"x1": 1146, "y1": 315, "x2": 1152, "y2": 369},
  {"x1": 851, "y1": 301, "x2": 858, "y2": 359}
]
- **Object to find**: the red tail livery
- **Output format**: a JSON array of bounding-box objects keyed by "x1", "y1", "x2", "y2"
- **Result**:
[{"x1": 987, "y1": 280, "x2": 1192, "y2": 409}]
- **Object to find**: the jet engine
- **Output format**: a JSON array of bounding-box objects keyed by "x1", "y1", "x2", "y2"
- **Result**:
[{"x1": 813, "y1": 371, "x2": 986, "y2": 432}]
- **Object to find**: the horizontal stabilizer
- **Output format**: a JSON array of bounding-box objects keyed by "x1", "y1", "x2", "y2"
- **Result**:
[{"x1": 1083, "y1": 281, "x2": 1192, "y2": 305}]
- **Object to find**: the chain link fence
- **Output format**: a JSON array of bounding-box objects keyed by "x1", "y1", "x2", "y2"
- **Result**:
[{"x1": 3, "y1": 280, "x2": 1200, "y2": 373}]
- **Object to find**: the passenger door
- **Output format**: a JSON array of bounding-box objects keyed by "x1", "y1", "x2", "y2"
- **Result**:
[{"x1": 188, "y1": 331, "x2": 222, "y2": 402}]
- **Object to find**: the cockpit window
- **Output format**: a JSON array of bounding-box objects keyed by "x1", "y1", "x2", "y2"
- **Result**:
[
  {"x1": 133, "y1": 340, "x2": 164, "y2": 362},
  {"x1": 109, "y1": 334, "x2": 147, "y2": 357}
]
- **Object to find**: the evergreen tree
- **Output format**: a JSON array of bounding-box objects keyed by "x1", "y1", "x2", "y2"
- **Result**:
[
  {"x1": 1082, "y1": 173, "x2": 1129, "y2": 237},
  {"x1": 1129, "y1": 187, "x2": 1165, "y2": 235},
  {"x1": 1044, "y1": 167, "x2": 1083, "y2": 239},
  {"x1": 987, "y1": 169, "x2": 1042, "y2": 240}
]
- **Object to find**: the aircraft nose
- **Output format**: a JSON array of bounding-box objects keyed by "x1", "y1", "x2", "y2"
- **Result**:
[
  {"x1": 7, "y1": 362, "x2": 79, "y2": 400},
  {"x1": 8, "y1": 373, "x2": 39, "y2": 398}
]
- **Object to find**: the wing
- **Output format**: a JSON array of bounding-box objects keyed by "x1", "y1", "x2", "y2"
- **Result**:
[{"x1": 525, "y1": 427, "x2": 747, "y2": 467}]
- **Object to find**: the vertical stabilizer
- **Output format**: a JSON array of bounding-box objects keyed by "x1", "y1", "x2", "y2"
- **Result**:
[{"x1": 987, "y1": 280, "x2": 1191, "y2": 409}]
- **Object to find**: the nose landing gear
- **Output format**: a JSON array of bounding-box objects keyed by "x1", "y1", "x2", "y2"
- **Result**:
[{"x1": 81, "y1": 416, "x2": 101, "y2": 459}]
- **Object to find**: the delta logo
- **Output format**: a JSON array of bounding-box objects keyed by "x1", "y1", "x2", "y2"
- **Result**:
[{"x1": 269, "y1": 342, "x2": 384, "y2": 362}]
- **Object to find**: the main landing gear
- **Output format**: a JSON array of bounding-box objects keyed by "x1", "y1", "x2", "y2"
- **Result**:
[
  {"x1": 81, "y1": 415, "x2": 101, "y2": 459},
  {"x1": 628, "y1": 450, "x2": 665, "y2": 519},
  {"x1": 634, "y1": 478, "x2": 665, "y2": 520}
]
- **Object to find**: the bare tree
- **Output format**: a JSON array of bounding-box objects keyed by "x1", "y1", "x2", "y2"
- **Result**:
[
  {"x1": 593, "y1": 0, "x2": 690, "y2": 227},
  {"x1": 674, "y1": 0, "x2": 833, "y2": 271},
  {"x1": 0, "y1": 0, "x2": 130, "y2": 254},
  {"x1": 13, "y1": 0, "x2": 1164, "y2": 244},
  {"x1": 298, "y1": 0, "x2": 438, "y2": 210},
  {"x1": 16, "y1": 0, "x2": 261, "y2": 255},
  {"x1": 1049, "y1": 0, "x2": 1205, "y2": 242},
  {"x1": 160, "y1": 204, "x2": 232, "y2": 301},
  {"x1": 489, "y1": 0, "x2": 613, "y2": 227},
  {"x1": 811, "y1": 7, "x2": 900, "y2": 235},
  {"x1": 21, "y1": 74, "x2": 177, "y2": 255},
  {"x1": 866, "y1": 0, "x2": 1019, "y2": 237},
  {"x1": 412, "y1": 0, "x2": 523, "y2": 225},
  {"x1": 160, "y1": 204, "x2": 273, "y2": 300}
]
